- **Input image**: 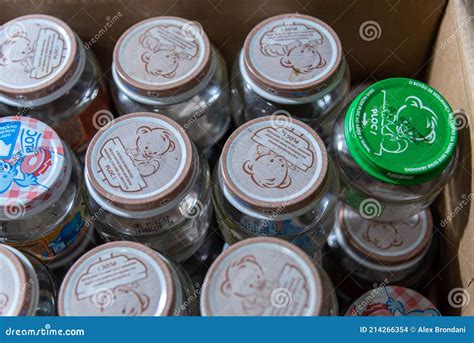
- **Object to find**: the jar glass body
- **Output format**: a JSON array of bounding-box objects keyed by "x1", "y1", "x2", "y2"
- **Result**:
[
  {"x1": 0, "y1": 43, "x2": 110, "y2": 157},
  {"x1": 230, "y1": 51, "x2": 350, "y2": 143},
  {"x1": 88, "y1": 146, "x2": 212, "y2": 263},
  {"x1": 212, "y1": 162, "x2": 339, "y2": 260},
  {"x1": 111, "y1": 48, "x2": 231, "y2": 154},
  {"x1": 331, "y1": 109, "x2": 458, "y2": 221},
  {"x1": 25, "y1": 252, "x2": 57, "y2": 316},
  {"x1": 0, "y1": 150, "x2": 88, "y2": 262}
]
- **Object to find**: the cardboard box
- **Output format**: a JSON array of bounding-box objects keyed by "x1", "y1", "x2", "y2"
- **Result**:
[{"x1": 1, "y1": 0, "x2": 472, "y2": 315}]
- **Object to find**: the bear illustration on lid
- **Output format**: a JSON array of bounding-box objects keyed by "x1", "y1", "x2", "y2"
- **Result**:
[
  {"x1": 125, "y1": 125, "x2": 176, "y2": 177},
  {"x1": 0, "y1": 32, "x2": 34, "y2": 73},
  {"x1": 220, "y1": 254, "x2": 309, "y2": 315},
  {"x1": 243, "y1": 145, "x2": 293, "y2": 189},
  {"x1": 91, "y1": 285, "x2": 150, "y2": 316},
  {"x1": 139, "y1": 25, "x2": 199, "y2": 79}
]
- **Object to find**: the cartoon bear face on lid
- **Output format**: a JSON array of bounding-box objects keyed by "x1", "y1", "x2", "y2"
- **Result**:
[
  {"x1": 0, "y1": 33, "x2": 33, "y2": 66},
  {"x1": 92, "y1": 286, "x2": 150, "y2": 316},
  {"x1": 280, "y1": 40, "x2": 326, "y2": 74},
  {"x1": 243, "y1": 145, "x2": 292, "y2": 189},
  {"x1": 125, "y1": 126, "x2": 176, "y2": 177},
  {"x1": 221, "y1": 255, "x2": 267, "y2": 298}
]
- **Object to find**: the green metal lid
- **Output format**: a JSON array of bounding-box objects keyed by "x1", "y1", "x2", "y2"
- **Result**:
[{"x1": 344, "y1": 78, "x2": 457, "y2": 185}]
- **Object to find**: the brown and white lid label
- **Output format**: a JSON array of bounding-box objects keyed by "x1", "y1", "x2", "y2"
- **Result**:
[
  {"x1": 86, "y1": 113, "x2": 192, "y2": 211},
  {"x1": 201, "y1": 238, "x2": 321, "y2": 316},
  {"x1": 0, "y1": 246, "x2": 27, "y2": 316},
  {"x1": 0, "y1": 15, "x2": 75, "y2": 93},
  {"x1": 245, "y1": 14, "x2": 340, "y2": 90},
  {"x1": 59, "y1": 242, "x2": 173, "y2": 316},
  {"x1": 114, "y1": 17, "x2": 210, "y2": 95},
  {"x1": 221, "y1": 116, "x2": 327, "y2": 212},
  {"x1": 340, "y1": 206, "x2": 432, "y2": 262}
]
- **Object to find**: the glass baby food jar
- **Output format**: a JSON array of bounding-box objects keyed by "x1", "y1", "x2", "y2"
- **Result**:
[
  {"x1": 58, "y1": 241, "x2": 197, "y2": 316},
  {"x1": 201, "y1": 237, "x2": 337, "y2": 316},
  {"x1": 324, "y1": 204, "x2": 435, "y2": 306},
  {"x1": 84, "y1": 112, "x2": 212, "y2": 263},
  {"x1": 0, "y1": 14, "x2": 111, "y2": 157},
  {"x1": 0, "y1": 244, "x2": 57, "y2": 316},
  {"x1": 231, "y1": 13, "x2": 350, "y2": 142},
  {"x1": 0, "y1": 116, "x2": 90, "y2": 262},
  {"x1": 111, "y1": 16, "x2": 230, "y2": 156},
  {"x1": 213, "y1": 115, "x2": 338, "y2": 260},
  {"x1": 331, "y1": 78, "x2": 458, "y2": 221},
  {"x1": 346, "y1": 286, "x2": 441, "y2": 316}
]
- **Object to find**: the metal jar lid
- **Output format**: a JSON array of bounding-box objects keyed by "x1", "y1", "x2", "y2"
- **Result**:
[
  {"x1": 0, "y1": 245, "x2": 39, "y2": 316},
  {"x1": 344, "y1": 78, "x2": 457, "y2": 185},
  {"x1": 113, "y1": 16, "x2": 212, "y2": 99},
  {"x1": 0, "y1": 14, "x2": 79, "y2": 101},
  {"x1": 201, "y1": 237, "x2": 324, "y2": 316},
  {"x1": 0, "y1": 116, "x2": 70, "y2": 220},
  {"x1": 338, "y1": 204, "x2": 433, "y2": 265},
  {"x1": 220, "y1": 115, "x2": 328, "y2": 214},
  {"x1": 85, "y1": 112, "x2": 193, "y2": 213},
  {"x1": 243, "y1": 13, "x2": 342, "y2": 99},
  {"x1": 58, "y1": 241, "x2": 175, "y2": 316},
  {"x1": 346, "y1": 286, "x2": 441, "y2": 316}
]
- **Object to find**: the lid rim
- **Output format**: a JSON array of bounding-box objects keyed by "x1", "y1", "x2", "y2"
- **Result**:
[
  {"x1": 113, "y1": 16, "x2": 212, "y2": 98},
  {"x1": 85, "y1": 112, "x2": 193, "y2": 212},
  {"x1": 220, "y1": 116, "x2": 328, "y2": 214},
  {"x1": 243, "y1": 13, "x2": 342, "y2": 98},
  {"x1": 201, "y1": 237, "x2": 323, "y2": 316},
  {"x1": 57, "y1": 241, "x2": 175, "y2": 316},
  {"x1": 344, "y1": 78, "x2": 457, "y2": 186},
  {"x1": 0, "y1": 14, "x2": 79, "y2": 100}
]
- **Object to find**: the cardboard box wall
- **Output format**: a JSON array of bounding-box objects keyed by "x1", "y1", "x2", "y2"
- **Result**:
[{"x1": 1, "y1": 0, "x2": 472, "y2": 315}]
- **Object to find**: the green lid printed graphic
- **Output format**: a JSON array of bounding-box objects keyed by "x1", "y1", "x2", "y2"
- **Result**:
[{"x1": 345, "y1": 78, "x2": 457, "y2": 185}]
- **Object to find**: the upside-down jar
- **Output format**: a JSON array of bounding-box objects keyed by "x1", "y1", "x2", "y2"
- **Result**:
[
  {"x1": 0, "y1": 116, "x2": 90, "y2": 263},
  {"x1": 0, "y1": 14, "x2": 110, "y2": 157},
  {"x1": 201, "y1": 237, "x2": 338, "y2": 316},
  {"x1": 331, "y1": 78, "x2": 458, "y2": 221},
  {"x1": 324, "y1": 204, "x2": 435, "y2": 305},
  {"x1": 213, "y1": 116, "x2": 338, "y2": 259},
  {"x1": 84, "y1": 112, "x2": 212, "y2": 263},
  {"x1": 231, "y1": 13, "x2": 350, "y2": 142},
  {"x1": 0, "y1": 244, "x2": 56, "y2": 316},
  {"x1": 346, "y1": 286, "x2": 441, "y2": 316},
  {"x1": 111, "y1": 16, "x2": 230, "y2": 156},
  {"x1": 58, "y1": 241, "x2": 197, "y2": 316}
]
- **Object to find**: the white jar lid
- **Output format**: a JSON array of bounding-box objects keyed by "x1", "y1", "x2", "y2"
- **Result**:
[{"x1": 58, "y1": 241, "x2": 175, "y2": 316}]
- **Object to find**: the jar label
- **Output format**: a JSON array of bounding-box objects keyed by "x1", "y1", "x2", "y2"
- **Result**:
[
  {"x1": 0, "y1": 116, "x2": 67, "y2": 217},
  {"x1": 53, "y1": 84, "x2": 110, "y2": 154},
  {"x1": 0, "y1": 16, "x2": 74, "y2": 92},
  {"x1": 6, "y1": 201, "x2": 88, "y2": 260},
  {"x1": 60, "y1": 243, "x2": 172, "y2": 316},
  {"x1": 222, "y1": 116, "x2": 327, "y2": 212}
]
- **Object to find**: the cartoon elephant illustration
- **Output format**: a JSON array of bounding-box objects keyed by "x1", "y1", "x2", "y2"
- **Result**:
[
  {"x1": 0, "y1": 32, "x2": 35, "y2": 73},
  {"x1": 0, "y1": 160, "x2": 38, "y2": 194}
]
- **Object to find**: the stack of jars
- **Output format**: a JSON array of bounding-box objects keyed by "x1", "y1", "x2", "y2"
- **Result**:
[{"x1": 0, "y1": 12, "x2": 457, "y2": 317}]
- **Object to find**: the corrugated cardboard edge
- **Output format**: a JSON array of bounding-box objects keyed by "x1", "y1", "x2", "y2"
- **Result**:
[{"x1": 426, "y1": 0, "x2": 474, "y2": 316}]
